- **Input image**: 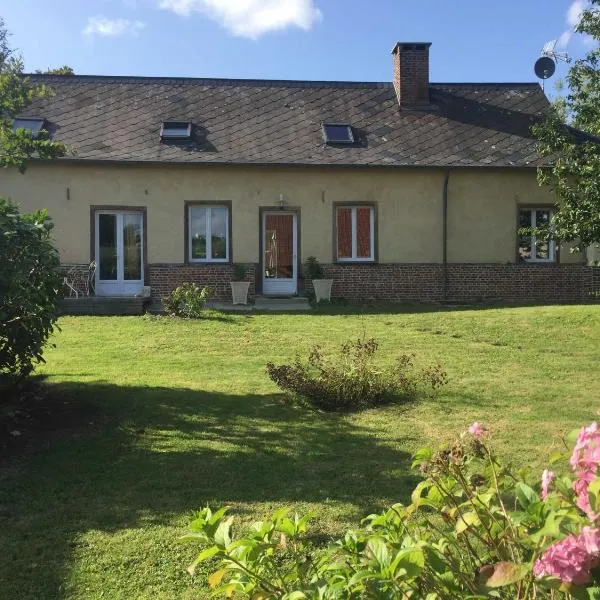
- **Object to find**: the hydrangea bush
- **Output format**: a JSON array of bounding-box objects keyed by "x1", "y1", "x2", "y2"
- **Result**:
[{"x1": 182, "y1": 422, "x2": 600, "y2": 599}]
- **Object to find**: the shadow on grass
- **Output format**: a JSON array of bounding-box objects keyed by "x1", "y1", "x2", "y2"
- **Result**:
[{"x1": 0, "y1": 381, "x2": 418, "y2": 599}]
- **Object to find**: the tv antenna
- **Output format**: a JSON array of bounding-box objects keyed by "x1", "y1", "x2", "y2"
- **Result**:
[{"x1": 535, "y1": 39, "x2": 570, "y2": 91}]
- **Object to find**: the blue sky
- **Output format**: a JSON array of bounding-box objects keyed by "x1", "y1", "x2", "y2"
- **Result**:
[{"x1": 0, "y1": 0, "x2": 595, "y2": 87}]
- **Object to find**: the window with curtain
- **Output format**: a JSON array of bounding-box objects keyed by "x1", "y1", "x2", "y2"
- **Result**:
[{"x1": 336, "y1": 206, "x2": 375, "y2": 261}]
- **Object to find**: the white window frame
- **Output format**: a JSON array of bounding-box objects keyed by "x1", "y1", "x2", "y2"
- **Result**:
[
  {"x1": 336, "y1": 206, "x2": 375, "y2": 262},
  {"x1": 520, "y1": 207, "x2": 556, "y2": 264},
  {"x1": 188, "y1": 205, "x2": 230, "y2": 263}
]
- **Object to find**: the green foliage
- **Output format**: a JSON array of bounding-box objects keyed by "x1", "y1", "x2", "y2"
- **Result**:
[
  {"x1": 184, "y1": 428, "x2": 598, "y2": 599},
  {"x1": 303, "y1": 256, "x2": 324, "y2": 280},
  {"x1": 266, "y1": 337, "x2": 447, "y2": 412},
  {"x1": 0, "y1": 18, "x2": 66, "y2": 173},
  {"x1": 35, "y1": 66, "x2": 74, "y2": 76},
  {"x1": 232, "y1": 264, "x2": 248, "y2": 281},
  {"x1": 533, "y1": 1, "x2": 600, "y2": 252},
  {"x1": 163, "y1": 283, "x2": 211, "y2": 318},
  {"x1": 0, "y1": 197, "x2": 61, "y2": 384}
]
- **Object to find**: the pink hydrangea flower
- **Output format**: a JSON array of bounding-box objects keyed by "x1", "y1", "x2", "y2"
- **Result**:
[
  {"x1": 541, "y1": 469, "x2": 554, "y2": 500},
  {"x1": 569, "y1": 423, "x2": 600, "y2": 521},
  {"x1": 534, "y1": 529, "x2": 600, "y2": 585},
  {"x1": 469, "y1": 422, "x2": 485, "y2": 439},
  {"x1": 582, "y1": 526, "x2": 600, "y2": 555},
  {"x1": 573, "y1": 476, "x2": 600, "y2": 521},
  {"x1": 570, "y1": 422, "x2": 600, "y2": 473}
]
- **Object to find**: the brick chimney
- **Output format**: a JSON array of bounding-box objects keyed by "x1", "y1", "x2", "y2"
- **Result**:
[{"x1": 391, "y1": 42, "x2": 432, "y2": 107}]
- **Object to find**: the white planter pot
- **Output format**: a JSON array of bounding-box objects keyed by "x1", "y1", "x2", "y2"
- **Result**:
[
  {"x1": 230, "y1": 281, "x2": 250, "y2": 305},
  {"x1": 312, "y1": 279, "x2": 333, "y2": 303}
]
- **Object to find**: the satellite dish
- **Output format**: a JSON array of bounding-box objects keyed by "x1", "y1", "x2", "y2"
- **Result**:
[{"x1": 534, "y1": 56, "x2": 556, "y2": 79}]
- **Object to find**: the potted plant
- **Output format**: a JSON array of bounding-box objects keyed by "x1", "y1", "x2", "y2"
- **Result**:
[
  {"x1": 230, "y1": 264, "x2": 250, "y2": 305},
  {"x1": 304, "y1": 256, "x2": 333, "y2": 303}
]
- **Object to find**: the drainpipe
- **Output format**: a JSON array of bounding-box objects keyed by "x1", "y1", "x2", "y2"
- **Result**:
[{"x1": 442, "y1": 170, "x2": 451, "y2": 301}]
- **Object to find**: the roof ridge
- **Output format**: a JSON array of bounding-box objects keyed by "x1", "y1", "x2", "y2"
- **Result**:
[{"x1": 25, "y1": 73, "x2": 541, "y2": 88}]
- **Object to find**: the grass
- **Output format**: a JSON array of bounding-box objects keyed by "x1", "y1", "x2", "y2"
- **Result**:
[{"x1": 1, "y1": 304, "x2": 599, "y2": 599}]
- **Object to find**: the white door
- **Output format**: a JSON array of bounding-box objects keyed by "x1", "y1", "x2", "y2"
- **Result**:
[
  {"x1": 95, "y1": 211, "x2": 144, "y2": 296},
  {"x1": 262, "y1": 212, "x2": 297, "y2": 295}
]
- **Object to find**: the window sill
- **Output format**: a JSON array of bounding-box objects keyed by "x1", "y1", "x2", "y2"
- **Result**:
[
  {"x1": 335, "y1": 259, "x2": 377, "y2": 265},
  {"x1": 187, "y1": 260, "x2": 231, "y2": 264}
]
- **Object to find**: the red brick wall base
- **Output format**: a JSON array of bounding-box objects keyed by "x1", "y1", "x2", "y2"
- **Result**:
[
  {"x1": 314, "y1": 263, "x2": 600, "y2": 303},
  {"x1": 61, "y1": 262, "x2": 600, "y2": 304}
]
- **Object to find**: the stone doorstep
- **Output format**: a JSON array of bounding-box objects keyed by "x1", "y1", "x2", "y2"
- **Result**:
[{"x1": 253, "y1": 296, "x2": 312, "y2": 312}]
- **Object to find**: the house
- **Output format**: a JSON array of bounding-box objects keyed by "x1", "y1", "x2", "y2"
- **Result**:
[{"x1": 3, "y1": 42, "x2": 599, "y2": 304}]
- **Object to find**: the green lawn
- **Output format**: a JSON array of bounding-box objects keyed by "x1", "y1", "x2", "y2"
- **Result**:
[{"x1": 1, "y1": 305, "x2": 599, "y2": 599}]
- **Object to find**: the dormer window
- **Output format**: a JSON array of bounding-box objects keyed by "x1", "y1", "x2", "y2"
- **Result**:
[
  {"x1": 160, "y1": 121, "x2": 192, "y2": 140},
  {"x1": 322, "y1": 123, "x2": 355, "y2": 145},
  {"x1": 13, "y1": 117, "x2": 45, "y2": 137}
]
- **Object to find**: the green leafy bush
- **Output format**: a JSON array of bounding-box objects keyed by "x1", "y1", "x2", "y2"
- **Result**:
[
  {"x1": 163, "y1": 283, "x2": 211, "y2": 318},
  {"x1": 0, "y1": 198, "x2": 61, "y2": 385},
  {"x1": 304, "y1": 256, "x2": 324, "y2": 280},
  {"x1": 183, "y1": 422, "x2": 600, "y2": 599},
  {"x1": 266, "y1": 337, "x2": 447, "y2": 412},
  {"x1": 232, "y1": 264, "x2": 248, "y2": 281}
]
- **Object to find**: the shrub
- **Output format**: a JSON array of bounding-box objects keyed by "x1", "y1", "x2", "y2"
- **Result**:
[
  {"x1": 183, "y1": 422, "x2": 600, "y2": 599},
  {"x1": 0, "y1": 198, "x2": 61, "y2": 385},
  {"x1": 163, "y1": 283, "x2": 211, "y2": 318},
  {"x1": 231, "y1": 264, "x2": 248, "y2": 281},
  {"x1": 304, "y1": 256, "x2": 324, "y2": 280},
  {"x1": 266, "y1": 337, "x2": 447, "y2": 412}
]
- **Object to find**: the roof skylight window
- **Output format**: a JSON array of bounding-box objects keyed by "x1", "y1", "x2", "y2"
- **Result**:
[
  {"x1": 160, "y1": 121, "x2": 192, "y2": 140},
  {"x1": 322, "y1": 123, "x2": 355, "y2": 144},
  {"x1": 13, "y1": 117, "x2": 45, "y2": 137}
]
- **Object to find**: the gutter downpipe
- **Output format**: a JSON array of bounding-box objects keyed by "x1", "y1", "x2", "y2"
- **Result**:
[{"x1": 443, "y1": 170, "x2": 451, "y2": 301}]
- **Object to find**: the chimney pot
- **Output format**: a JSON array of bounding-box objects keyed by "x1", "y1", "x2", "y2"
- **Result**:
[{"x1": 391, "y1": 42, "x2": 431, "y2": 107}]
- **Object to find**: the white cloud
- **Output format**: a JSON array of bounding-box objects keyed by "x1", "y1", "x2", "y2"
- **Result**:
[
  {"x1": 82, "y1": 16, "x2": 146, "y2": 37},
  {"x1": 158, "y1": 0, "x2": 322, "y2": 39},
  {"x1": 558, "y1": 0, "x2": 590, "y2": 48}
]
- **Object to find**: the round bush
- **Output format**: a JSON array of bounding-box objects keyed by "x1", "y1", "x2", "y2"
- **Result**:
[{"x1": 0, "y1": 198, "x2": 62, "y2": 384}]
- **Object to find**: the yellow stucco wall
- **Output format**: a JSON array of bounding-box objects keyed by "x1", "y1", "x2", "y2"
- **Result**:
[
  {"x1": 0, "y1": 162, "x2": 583, "y2": 264},
  {"x1": 447, "y1": 170, "x2": 583, "y2": 264}
]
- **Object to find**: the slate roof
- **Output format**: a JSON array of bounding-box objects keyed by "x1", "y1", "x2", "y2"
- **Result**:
[{"x1": 22, "y1": 74, "x2": 550, "y2": 168}]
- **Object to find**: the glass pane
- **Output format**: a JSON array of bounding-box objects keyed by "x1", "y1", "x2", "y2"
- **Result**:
[
  {"x1": 535, "y1": 239, "x2": 550, "y2": 260},
  {"x1": 190, "y1": 208, "x2": 207, "y2": 260},
  {"x1": 264, "y1": 214, "x2": 293, "y2": 279},
  {"x1": 519, "y1": 209, "x2": 532, "y2": 229},
  {"x1": 337, "y1": 208, "x2": 352, "y2": 259},
  {"x1": 519, "y1": 236, "x2": 532, "y2": 261},
  {"x1": 356, "y1": 208, "x2": 372, "y2": 258},
  {"x1": 518, "y1": 209, "x2": 532, "y2": 262},
  {"x1": 535, "y1": 210, "x2": 551, "y2": 226},
  {"x1": 98, "y1": 214, "x2": 117, "y2": 280},
  {"x1": 534, "y1": 210, "x2": 552, "y2": 260},
  {"x1": 324, "y1": 124, "x2": 353, "y2": 143},
  {"x1": 123, "y1": 214, "x2": 142, "y2": 280},
  {"x1": 210, "y1": 207, "x2": 227, "y2": 260}
]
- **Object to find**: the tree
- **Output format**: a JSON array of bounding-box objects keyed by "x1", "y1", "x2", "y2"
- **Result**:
[
  {"x1": 0, "y1": 18, "x2": 65, "y2": 386},
  {"x1": 0, "y1": 17, "x2": 66, "y2": 172},
  {"x1": 0, "y1": 198, "x2": 61, "y2": 382},
  {"x1": 533, "y1": 1, "x2": 600, "y2": 254},
  {"x1": 35, "y1": 66, "x2": 74, "y2": 75}
]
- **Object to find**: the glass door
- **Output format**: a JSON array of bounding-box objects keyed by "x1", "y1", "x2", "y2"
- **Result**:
[
  {"x1": 262, "y1": 212, "x2": 297, "y2": 296},
  {"x1": 95, "y1": 211, "x2": 144, "y2": 296}
]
